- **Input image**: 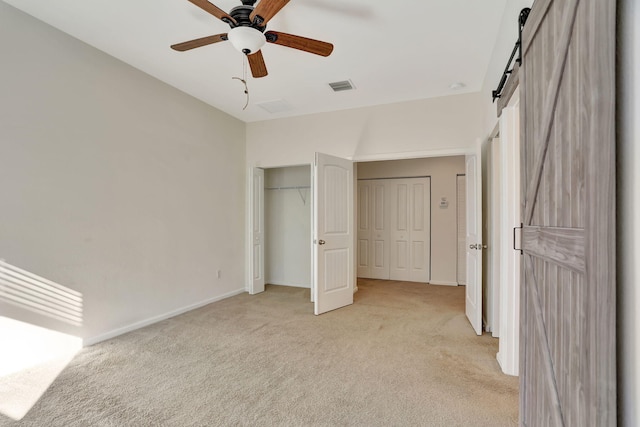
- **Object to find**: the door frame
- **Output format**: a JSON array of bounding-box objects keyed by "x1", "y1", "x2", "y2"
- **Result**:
[
  {"x1": 481, "y1": 89, "x2": 523, "y2": 376},
  {"x1": 495, "y1": 91, "x2": 521, "y2": 376},
  {"x1": 246, "y1": 147, "x2": 485, "y2": 310},
  {"x1": 246, "y1": 163, "x2": 314, "y2": 301},
  {"x1": 249, "y1": 167, "x2": 265, "y2": 295}
]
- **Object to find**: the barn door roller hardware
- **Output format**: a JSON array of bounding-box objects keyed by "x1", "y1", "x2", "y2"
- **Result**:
[{"x1": 492, "y1": 8, "x2": 531, "y2": 102}]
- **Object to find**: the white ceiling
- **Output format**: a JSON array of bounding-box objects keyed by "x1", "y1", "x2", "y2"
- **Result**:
[{"x1": 3, "y1": 0, "x2": 509, "y2": 122}]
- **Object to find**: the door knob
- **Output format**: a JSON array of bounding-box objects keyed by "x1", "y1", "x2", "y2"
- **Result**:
[
  {"x1": 318, "y1": 240, "x2": 326, "y2": 245},
  {"x1": 469, "y1": 244, "x2": 477, "y2": 250}
]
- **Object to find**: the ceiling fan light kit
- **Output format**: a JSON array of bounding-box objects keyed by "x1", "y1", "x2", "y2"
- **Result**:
[
  {"x1": 228, "y1": 26, "x2": 266, "y2": 54},
  {"x1": 172, "y1": 0, "x2": 334, "y2": 80}
]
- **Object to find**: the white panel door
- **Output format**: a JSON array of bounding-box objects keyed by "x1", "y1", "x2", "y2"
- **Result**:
[
  {"x1": 250, "y1": 167, "x2": 265, "y2": 294},
  {"x1": 369, "y1": 180, "x2": 390, "y2": 279},
  {"x1": 456, "y1": 175, "x2": 467, "y2": 285},
  {"x1": 408, "y1": 179, "x2": 430, "y2": 282},
  {"x1": 389, "y1": 178, "x2": 431, "y2": 282},
  {"x1": 390, "y1": 180, "x2": 411, "y2": 281},
  {"x1": 357, "y1": 180, "x2": 390, "y2": 280},
  {"x1": 356, "y1": 181, "x2": 371, "y2": 277},
  {"x1": 314, "y1": 153, "x2": 354, "y2": 315},
  {"x1": 465, "y1": 153, "x2": 483, "y2": 335}
]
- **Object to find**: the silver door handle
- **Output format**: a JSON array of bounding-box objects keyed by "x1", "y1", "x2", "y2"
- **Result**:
[
  {"x1": 469, "y1": 244, "x2": 477, "y2": 249},
  {"x1": 318, "y1": 240, "x2": 326, "y2": 245}
]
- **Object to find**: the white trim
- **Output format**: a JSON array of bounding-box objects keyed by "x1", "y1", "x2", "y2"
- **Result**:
[
  {"x1": 496, "y1": 90, "x2": 521, "y2": 376},
  {"x1": 497, "y1": 351, "x2": 505, "y2": 371},
  {"x1": 428, "y1": 280, "x2": 459, "y2": 286},
  {"x1": 266, "y1": 281, "x2": 310, "y2": 289},
  {"x1": 352, "y1": 148, "x2": 470, "y2": 162},
  {"x1": 245, "y1": 166, "x2": 254, "y2": 292},
  {"x1": 83, "y1": 288, "x2": 245, "y2": 347}
]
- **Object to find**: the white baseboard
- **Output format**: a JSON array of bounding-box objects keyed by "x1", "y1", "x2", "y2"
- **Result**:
[
  {"x1": 83, "y1": 288, "x2": 246, "y2": 347},
  {"x1": 428, "y1": 280, "x2": 459, "y2": 286},
  {"x1": 497, "y1": 351, "x2": 504, "y2": 371},
  {"x1": 266, "y1": 281, "x2": 310, "y2": 289},
  {"x1": 497, "y1": 351, "x2": 519, "y2": 377}
]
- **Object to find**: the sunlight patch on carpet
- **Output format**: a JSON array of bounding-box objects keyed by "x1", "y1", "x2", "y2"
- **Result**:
[{"x1": 0, "y1": 317, "x2": 81, "y2": 420}]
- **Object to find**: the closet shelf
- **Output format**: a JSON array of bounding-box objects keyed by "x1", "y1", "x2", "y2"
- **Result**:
[
  {"x1": 265, "y1": 186, "x2": 310, "y2": 190},
  {"x1": 265, "y1": 185, "x2": 310, "y2": 204}
]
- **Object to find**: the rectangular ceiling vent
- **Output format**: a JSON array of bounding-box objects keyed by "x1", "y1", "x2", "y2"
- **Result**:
[{"x1": 329, "y1": 80, "x2": 355, "y2": 92}]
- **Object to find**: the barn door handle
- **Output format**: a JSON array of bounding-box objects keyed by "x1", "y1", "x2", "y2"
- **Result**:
[
  {"x1": 318, "y1": 240, "x2": 326, "y2": 245},
  {"x1": 513, "y1": 223, "x2": 523, "y2": 255}
]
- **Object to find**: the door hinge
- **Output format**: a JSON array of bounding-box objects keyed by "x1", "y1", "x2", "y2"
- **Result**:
[{"x1": 513, "y1": 223, "x2": 523, "y2": 255}]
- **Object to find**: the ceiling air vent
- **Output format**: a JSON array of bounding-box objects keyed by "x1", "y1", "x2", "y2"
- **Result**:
[{"x1": 329, "y1": 80, "x2": 355, "y2": 92}]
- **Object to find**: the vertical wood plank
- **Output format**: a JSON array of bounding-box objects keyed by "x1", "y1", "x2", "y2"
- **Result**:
[{"x1": 586, "y1": 0, "x2": 616, "y2": 423}]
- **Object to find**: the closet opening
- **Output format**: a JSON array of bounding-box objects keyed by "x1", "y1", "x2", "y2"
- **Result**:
[{"x1": 263, "y1": 165, "x2": 313, "y2": 302}]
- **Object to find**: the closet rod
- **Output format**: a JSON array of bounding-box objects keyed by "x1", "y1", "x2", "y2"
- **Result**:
[{"x1": 264, "y1": 186, "x2": 310, "y2": 190}]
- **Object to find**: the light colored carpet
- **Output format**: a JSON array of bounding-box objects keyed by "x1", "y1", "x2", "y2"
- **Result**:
[{"x1": 1, "y1": 279, "x2": 519, "y2": 426}]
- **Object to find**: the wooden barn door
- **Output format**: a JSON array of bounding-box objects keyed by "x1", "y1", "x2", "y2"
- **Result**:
[{"x1": 519, "y1": 0, "x2": 616, "y2": 425}]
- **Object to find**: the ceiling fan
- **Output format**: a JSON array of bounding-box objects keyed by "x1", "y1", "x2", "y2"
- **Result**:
[{"x1": 171, "y1": 0, "x2": 334, "y2": 78}]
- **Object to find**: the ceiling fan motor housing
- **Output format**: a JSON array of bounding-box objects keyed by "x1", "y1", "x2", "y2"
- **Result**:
[{"x1": 229, "y1": 5, "x2": 265, "y2": 31}]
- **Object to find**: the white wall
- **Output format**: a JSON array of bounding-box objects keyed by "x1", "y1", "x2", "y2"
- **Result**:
[
  {"x1": 246, "y1": 93, "x2": 485, "y2": 169},
  {"x1": 0, "y1": 3, "x2": 246, "y2": 345},
  {"x1": 618, "y1": 0, "x2": 639, "y2": 424},
  {"x1": 356, "y1": 157, "x2": 465, "y2": 285},
  {"x1": 264, "y1": 166, "x2": 311, "y2": 288}
]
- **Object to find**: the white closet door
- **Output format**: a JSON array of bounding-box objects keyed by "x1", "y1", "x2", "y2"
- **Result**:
[
  {"x1": 369, "y1": 180, "x2": 390, "y2": 279},
  {"x1": 390, "y1": 180, "x2": 411, "y2": 281},
  {"x1": 356, "y1": 181, "x2": 372, "y2": 277},
  {"x1": 250, "y1": 168, "x2": 265, "y2": 294},
  {"x1": 390, "y1": 178, "x2": 431, "y2": 282},
  {"x1": 408, "y1": 179, "x2": 430, "y2": 282}
]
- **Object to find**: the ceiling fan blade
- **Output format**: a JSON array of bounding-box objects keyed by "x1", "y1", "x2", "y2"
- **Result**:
[
  {"x1": 250, "y1": 0, "x2": 290, "y2": 26},
  {"x1": 171, "y1": 33, "x2": 228, "y2": 51},
  {"x1": 265, "y1": 31, "x2": 333, "y2": 56},
  {"x1": 187, "y1": 0, "x2": 236, "y2": 25},
  {"x1": 247, "y1": 50, "x2": 268, "y2": 78}
]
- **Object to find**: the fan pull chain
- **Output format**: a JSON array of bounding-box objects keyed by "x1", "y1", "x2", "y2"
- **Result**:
[{"x1": 232, "y1": 55, "x2": 249, "y2": 110}]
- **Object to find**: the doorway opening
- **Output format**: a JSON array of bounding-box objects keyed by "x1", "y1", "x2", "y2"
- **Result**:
[
  {"x1": 355, "y1": 156, "x2": 466, "y2": 288},
  {"x1": 264, "y1": 165, "x2": 312, "y2": 294},
  {"x1": 250, "y1": 154, "x2": 491, "y2": 336},
  {"x1": 262, "y1": 165, "x2": 313, "y2": 302}
]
